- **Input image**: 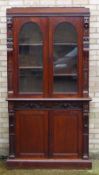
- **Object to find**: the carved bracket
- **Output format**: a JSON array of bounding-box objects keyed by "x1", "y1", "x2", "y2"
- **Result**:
[
  {"x1": 7, "y1": 16, "x2": 13, "y2": 52},
  {"x1": 83, "y1": 16, "x2": 89, "y2": 51},
  {"x1": 84, "y1": 16, "x2": 89, "y2": 35}
]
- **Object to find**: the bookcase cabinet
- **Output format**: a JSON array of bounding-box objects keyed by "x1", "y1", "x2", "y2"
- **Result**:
[{"x1": 6, "y1": 7, "x2": 92, "y2": 168}]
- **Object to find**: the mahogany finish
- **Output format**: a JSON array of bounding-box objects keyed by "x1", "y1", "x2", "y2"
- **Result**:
[
  {"x1": 6, "y1": 7, "x2": 91, "y2": 169},
  {"x1": 7, "y1": 7, "x2": 89, "y2": 16}
]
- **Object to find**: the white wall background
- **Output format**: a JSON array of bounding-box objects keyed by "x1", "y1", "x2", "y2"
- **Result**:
[{"x1": 0, "y1": 0, "x2": 99, "y2": 156}]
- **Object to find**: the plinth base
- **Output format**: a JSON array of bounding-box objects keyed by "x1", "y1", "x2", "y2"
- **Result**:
[{"x1": 6, "y1": 158, "x2": 92, "y2": 169}]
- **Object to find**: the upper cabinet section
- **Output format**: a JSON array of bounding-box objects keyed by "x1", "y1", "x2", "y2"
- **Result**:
[{"x1": 7, "y1": 7, "x2": 90, "y2": 98}]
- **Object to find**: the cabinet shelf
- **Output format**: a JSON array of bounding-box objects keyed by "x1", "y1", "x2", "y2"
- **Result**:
[
  {"x1": 19, "y1": 43, "x2": 43, "y2": 46},
  {"x1": 54, "y1": 73, "x2": 77, "y2": 77},
  {"x1": 54, "y1": 42, "x2": 77, "y2": 46},
  {"x1": 19, "y1": 66, "x2": 43, "y2": 69},
  {"x1": 19, "y1": 43, "x2": 76, "y2": 46}
]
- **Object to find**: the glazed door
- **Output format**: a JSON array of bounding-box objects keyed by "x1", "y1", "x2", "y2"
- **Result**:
[
  {"x1": 49, "y1": 110, "x2": 83, "y2": 158},
  {"x1": 15, "y1": 110, "x2": 48, "y2": 158},
  {"x1": 12, "y1": 17, "x2": 83, "y2": 98},
  {"x1": 13, "y1": 17, "x2": 49, "y2": 97},
  {"x1": 49, "y1": 17, "x2": 83, "y2": 97}
]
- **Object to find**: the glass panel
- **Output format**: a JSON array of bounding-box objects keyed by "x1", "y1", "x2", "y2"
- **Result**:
[
  {"x1": 18, "y1": 22, "x2": 43, "y2": 93},
  {"x1": 19, "y1": 69, "x2": 43, "y2": 93},
  {"x1": 53, "y1": 22, "x2": 78, "y2": 93}
]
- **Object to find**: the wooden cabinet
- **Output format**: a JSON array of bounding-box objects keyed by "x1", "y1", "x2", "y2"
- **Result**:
[{"x1": 7, "y1": 7, "x2": 92, "y2": 168}]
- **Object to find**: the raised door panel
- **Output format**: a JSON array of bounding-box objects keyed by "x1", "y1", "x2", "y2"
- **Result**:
[
  {"x1": 15, "y1": 110, "x2": 48, "y2": 158},
  {"x1": 49, "y1": 110, "x2": 82, "y2": 158}
]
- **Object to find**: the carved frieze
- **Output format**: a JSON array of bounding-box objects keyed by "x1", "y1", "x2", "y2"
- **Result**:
[{"x1": 15, "y1": 101, "x2": 82, "y2": 110}]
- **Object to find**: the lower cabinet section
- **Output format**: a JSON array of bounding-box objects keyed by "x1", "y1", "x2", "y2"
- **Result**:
[
  {"x1": 7, "y1": 100, "x2": 92, "y2": 169},
  {"x1": 15, "y1": 110, "x2": 82, "y2": 159}
]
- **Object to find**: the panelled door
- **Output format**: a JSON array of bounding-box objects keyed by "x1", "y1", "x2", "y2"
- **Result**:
[
  {"x1": 16, "y1": 110, "x2": 48, "y2": 158},
  {"x1": 15, "y1": 109, "x2": 83, "y2": 159},
  {"x1": 49, "y1": 110, "x2": 83, "y2": 158}
]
